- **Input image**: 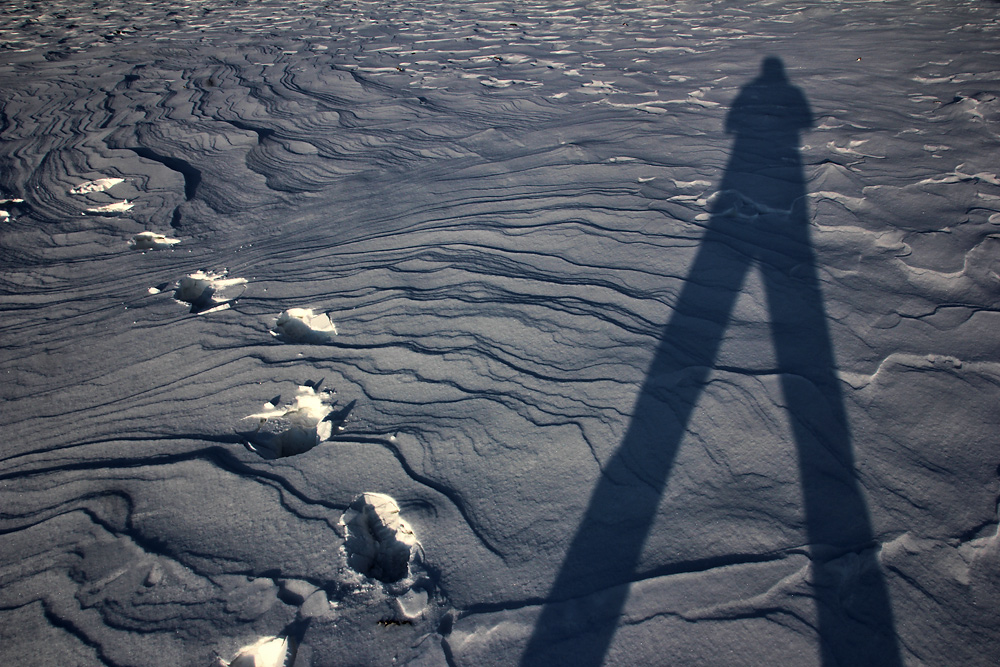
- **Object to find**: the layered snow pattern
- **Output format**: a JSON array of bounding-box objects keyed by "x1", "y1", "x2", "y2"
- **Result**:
[{"x1": 1, "y1": 0, "x2": 999, "y2": 666}]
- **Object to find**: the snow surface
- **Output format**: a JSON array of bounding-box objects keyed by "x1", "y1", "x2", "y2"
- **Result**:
[{"x1": 1, "y1": 1, "x2": 999, "y2": 665}]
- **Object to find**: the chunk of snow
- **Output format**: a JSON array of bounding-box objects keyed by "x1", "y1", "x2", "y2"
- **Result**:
[
  {"x1": 244, "y1": 385, "x2": 336, "y2": 457},
  {"x1": 69, "y1": 177, "x2": 126, "y2": 195},
  {"x1": 217, "y1": 636, "x2": 296, "y2": 667},
  {"x1": 273, "y1": 307, "x2": 338, "y2": 343},
  {"x1": 130, "y1": 231, "x2": 180, "y2": 250},
  {"x1": 341, "y1": 492, "x2": 419, "y2": 583},
  {"x1": 174, "y1": 270, "x2": 247, "y2": 314},
  {"x1": 84, "y1": 200, "x2": 133, "y2": 215}
]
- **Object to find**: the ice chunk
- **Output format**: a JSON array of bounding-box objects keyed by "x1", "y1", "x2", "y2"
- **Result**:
[
  {"x1": 130, "y1": 231, "x2": 180, "y2": 250},
  {"x1": 216, "y1": 635, "x2": 296, "y2": 667},
  {"x1": 341, "y1": 492, "x2": 418, "y2": 584},
  {"x1": 396, "y1": 588, "x2": 429, "y2": 619},
  {"x1": 69, "y1": 177, "x2": 126, "y2": 194},
  {"x1": 273, "y1": 307, "x2": 338, "y2": 343},
  {"x1": 84, "y1": 200, "x2": 134, "y2": 215},
  {"x1": 244, "y1": 385, "x2": 336, "y2": 458},
  {"x1": 174, "y1": 270, "x2": 247, "y2": 314}
]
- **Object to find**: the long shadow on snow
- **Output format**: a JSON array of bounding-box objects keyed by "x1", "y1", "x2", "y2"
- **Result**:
[{"x1": 520, "y1": 57, "x2": 902, "y2": 667}]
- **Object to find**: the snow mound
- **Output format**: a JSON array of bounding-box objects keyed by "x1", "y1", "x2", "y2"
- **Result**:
[
  {"x1": 272, "y1": 307, "x2": 338, "y2": 343},
  {"x1": 173, "y1": 270, "x2": 247, "y2": 314},
  {"x1": 69, "y1": 177, "x2": 126, "y2": 194},
  {"x1": 130, "y1": 231, "x2": 180, "y2": 250},
  {"x1": 84, "y1": 200, "x2": 134, "y2": 215},
  {"x1": 243, "y1": 385, "x2": 336, "y2": 458},
  {"x1": 215, "y1": 635, "x2": 296, "y2": 667},
  {"x1": 341, "y1": 492, "x2": 419, "y2": 584}
]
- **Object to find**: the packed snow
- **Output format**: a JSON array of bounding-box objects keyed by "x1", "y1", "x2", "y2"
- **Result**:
[{"x1": 1, "y1": 0, "x2": 998, "y2": 666}]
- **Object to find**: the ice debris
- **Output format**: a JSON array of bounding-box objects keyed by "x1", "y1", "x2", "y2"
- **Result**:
[
  {"x1": 130, "y1": 231, "x2": 181, "y2": 250},
  {"x1": 244, "y1": 385, "x2": 335, "y2": 458},
  {"x1": 69, "y1": 177, "x2": 126, "y2": 194},
  {"x1": 84, "y1": 200, "x2": 134, "y2": 215},
  {"x1": 214, "y1": 635, "x2": 296, "y2": 667},
  {"x1": 272, "y1": 307, "x2": 338, "y2": 343},
  {"x1": 174, "y1": 270, "x2": 247, "y2": 314},
  {"x1": 0, "y1": 197, "x2": 25, "y2": 222},
  {"x1": 342, "y1": 492, "x2": 419, "y2": 584}
]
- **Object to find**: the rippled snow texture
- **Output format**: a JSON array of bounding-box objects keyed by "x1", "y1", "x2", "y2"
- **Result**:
[{"x1": 1, "y1": 0, "x2": 999, "y2": 666}]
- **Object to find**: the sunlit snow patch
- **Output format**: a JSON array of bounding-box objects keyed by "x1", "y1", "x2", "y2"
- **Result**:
[
  {"x1": 342, "y1": 493, "x2": 419, "y2": 584},
  {"x1": 272, "y1": 307, "x2": 338, "y2": 343},
  {"x1": 69, "y1": 177, "x2": 126, "y2": 195},
  {"x1": 174, "y1": 270, "x2": 247, "y2": 314},
  {"x1": 130, "y1": 231, "x2": 180, "y2": 250},
  {"x1": 1, "y1": 197, "x2": 25, "y2": 222},
  {"x1": 214, "y1": 635, "x2": 296, "y2": 667},
  {"x1": 243, "y1": 385, "x2": 338, "y2": 458},
  {"x1": 84, "y1": 200, "x2": 134, "y2": 215}
]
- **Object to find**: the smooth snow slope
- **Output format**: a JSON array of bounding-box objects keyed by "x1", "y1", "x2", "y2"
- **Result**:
[{"x1": 1, "y1": 1, "x2": 999, "y2": 666}]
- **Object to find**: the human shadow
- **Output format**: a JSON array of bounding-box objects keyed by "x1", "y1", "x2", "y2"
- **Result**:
[{"x1": 520, "y1": 57, "x2": 902, "y2": 667}]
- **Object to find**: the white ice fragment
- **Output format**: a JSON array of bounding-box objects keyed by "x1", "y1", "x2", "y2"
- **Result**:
[
  {"x1": 247, "y1": 385, "x2": 334, "y2": 433},
  {"x1": 69, "y1": 177, "x2": 126, "y2": 195},
  {"x1": 130, "y1": 231, "x2": 180, "y2": 250},
  {"x1": 84, "y1": 200, "x2": 134, "y2": 215},
  {"x1": 0, "y1": 211, "x2": 7, "y2": 222},
  {"x1": 672, "y1": 179, "x2": 713, "y2": 190},
  {"x1": 341, "y1": 492, "x2": 419, "y2": 583},
  {"x1": 217, "y1": 636, "x2": 296, "y2": 667},
  {"x1": 244, "y1": 385, "x2": 335, "y2": 457},
  {"x1": 174, "y1": 270, "x2": 247, "y2": 313},
  {"x1": 273, "y1": 308, "x2": 338, "y2": 343},
  {"x1": 396, "y1": 588, "x2": 429, "y2": 619}
]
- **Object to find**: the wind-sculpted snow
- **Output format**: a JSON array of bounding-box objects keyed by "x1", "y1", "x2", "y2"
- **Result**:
[{"x1": 1, "y1": 0, "x2": 999, "y2": 665}]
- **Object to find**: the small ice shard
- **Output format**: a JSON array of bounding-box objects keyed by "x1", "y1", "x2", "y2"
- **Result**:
[
  {"x1": 84, "y1": 200, "x2": 134, "y2": 215},
  {"x1": 273, "y1": 307, "x2": 338, "y2": 343},
  {"x1": 69, "y1": 177, "x2": 126, "y2": 194},
  {"x1": 216, "y1": 635, "x2": 296, "y2": 667},
  {"x1": 244, "y1": 385, "x2": 335, "y2": 458},
  {"x1": 341, "y1": 492, "x2": 418, "y2": 584},
  {"x1": 130, "y1": 231, "x2": 181, "y2": 250},
  {"x1": 396, "y1": 588, "x2": 429, "y2": 619},
  {"x1": 0, "y1": 211, "x2": 7, "y2": 222},
  {"x1": 174, "y1": 270, "x2": 247, "y2": 314}
]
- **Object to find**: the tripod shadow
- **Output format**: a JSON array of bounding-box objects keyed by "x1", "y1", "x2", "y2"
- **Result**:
[{"x1": 520, "y1": 57, "x2": 902, "y2": 667}]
